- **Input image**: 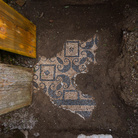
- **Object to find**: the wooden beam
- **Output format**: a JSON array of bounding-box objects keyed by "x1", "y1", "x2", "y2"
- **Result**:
[
  {"x1": 0, "y1": 63, "x2": 32, "y2": 115},
  {"x1": 0, "y1": 0, "x2": 36, "y2": 58}
]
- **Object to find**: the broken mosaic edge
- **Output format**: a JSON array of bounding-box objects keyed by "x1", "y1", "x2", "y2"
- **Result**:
[{"x1": 33, "y1": 35, "x2": 99, "y2": 119}]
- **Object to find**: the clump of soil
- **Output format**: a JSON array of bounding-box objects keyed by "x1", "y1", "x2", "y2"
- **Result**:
[
  {"x1": 108, "y1": 7, "x2": 138, "y2": 108},
  {"x1": 0, "y1": 50, "x2": 35, "y2": 68},
  {"x1": 109, "y1": 30, "x2": 138, "y2": 107},
  {"x1": 108, "y1": 9, "x2": 138, "y2": 137},
  {"x1": 1, "y1": 109, "x2": 37, "y2": 130}
]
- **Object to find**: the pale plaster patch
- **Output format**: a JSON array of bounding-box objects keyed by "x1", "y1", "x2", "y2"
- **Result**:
[
  {"x1": 77, "y1": 134, "x2": 113, "y2": 138},
  {"x1": 33, "y1": 35, "x2": 98, "y2": 119}
]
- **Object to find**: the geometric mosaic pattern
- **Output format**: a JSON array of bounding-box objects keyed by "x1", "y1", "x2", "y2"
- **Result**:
[{"x1": 33, "y1": 35, "x2": 98, "y2": 119}]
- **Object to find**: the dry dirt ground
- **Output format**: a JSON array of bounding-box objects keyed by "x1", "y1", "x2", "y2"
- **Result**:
[{"x1": 0, "y1": 0, "x2": 138, "y2": 138}]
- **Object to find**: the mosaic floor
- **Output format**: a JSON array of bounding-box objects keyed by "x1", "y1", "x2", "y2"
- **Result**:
[{"x1": 33, "y1": 35, "x2": 98, "y2": 119}]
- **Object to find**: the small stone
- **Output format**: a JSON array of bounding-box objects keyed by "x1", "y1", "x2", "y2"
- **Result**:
[
  {"x1": 64, "y1": 6, "x2": 69, "y2": 9},
  {"x1": 16, "y1": 0, "x2": 26, "y2": 6},
  {"x1": 20, "y1": 130, "x2": 28, "y2": 138},
  {"x1": 39, "y1": 12, "x2": 44, "y2": 18},
  {"x1": 34, "y1": 132, "x2": 40, "y2": 137},
  {"x1": 49, "y1": 20, "x2": 54, "y2": 23}
]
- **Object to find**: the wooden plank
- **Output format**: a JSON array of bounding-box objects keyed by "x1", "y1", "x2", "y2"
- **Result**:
[
  {"x1": 0, "y1": 0, "x2": 36, "y2": 58},
  {"x1": 0, "y1": 63, "x2": 32, "y2": 115}
]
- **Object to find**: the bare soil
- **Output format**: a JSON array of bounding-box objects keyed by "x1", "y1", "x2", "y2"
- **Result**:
[{"x1": 0, "y1": 0, "x2": 137, "y2": 138}]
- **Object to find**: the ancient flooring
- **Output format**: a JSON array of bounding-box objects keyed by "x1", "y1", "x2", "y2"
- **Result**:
[{"x1": 33, "y1": 35, "x2": 98, "y2": 119}]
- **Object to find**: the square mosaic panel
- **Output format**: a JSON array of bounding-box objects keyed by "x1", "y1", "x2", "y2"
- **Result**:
[
  {"x1": 33, "y1": 35, "x2": 98, "y2": 119},
  {"x1": 40, "y1": 65, "x2": 56, "y2": 81},
  {"x1": 64, "y1": 41, "x2": 79, "y2": 57}
]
